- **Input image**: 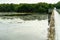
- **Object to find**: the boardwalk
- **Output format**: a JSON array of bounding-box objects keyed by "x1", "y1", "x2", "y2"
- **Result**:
[{"x1": 48, "y1": 10, "x2": 55, "y2": 40}]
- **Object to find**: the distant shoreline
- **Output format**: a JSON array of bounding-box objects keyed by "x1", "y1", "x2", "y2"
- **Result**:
[{"x1": 0, "y1": 12, "x2": 47, "y2": 16}]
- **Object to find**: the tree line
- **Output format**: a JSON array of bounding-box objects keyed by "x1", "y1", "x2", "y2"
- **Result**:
[{"x1": 0, "y1": 2, "x2": 60, "y2": 13}]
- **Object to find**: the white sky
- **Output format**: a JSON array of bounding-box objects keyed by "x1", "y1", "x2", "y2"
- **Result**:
[{"x1": 0, "y1": 0, "x2": 60, "y2": 4}]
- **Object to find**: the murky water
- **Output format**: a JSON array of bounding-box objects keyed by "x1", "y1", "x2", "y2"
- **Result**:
[
  {"x1": 54, "y1": 9, "x2": 60, "y2": 40},
  {"x1": 0, "y1": 14, "x2": 48, "y2": 40}
]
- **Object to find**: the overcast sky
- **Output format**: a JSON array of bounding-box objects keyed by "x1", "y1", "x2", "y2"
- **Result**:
[{"x1": 0, "y1": 0, "x2": 60, "y2": 4}]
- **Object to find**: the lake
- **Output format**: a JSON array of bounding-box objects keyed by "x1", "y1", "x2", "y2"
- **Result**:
[
  {"x1": 0, "y1": 13, "x2": 48, "y2": 40},
  {"x1": 54, "y1": 9, "x2": 60, "y2": 40}
]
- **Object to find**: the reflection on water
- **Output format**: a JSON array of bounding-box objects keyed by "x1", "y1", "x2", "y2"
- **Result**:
[
  {"x1": 0, "y1": 14, "x2": 48, "y2": 40},
  {"x1": 0, "y1": 14, "x2": 48, "y2": 20}
]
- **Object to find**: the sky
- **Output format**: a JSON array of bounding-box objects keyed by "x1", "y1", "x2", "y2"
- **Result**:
[{"x1": 0, "y1": 0, "x2": 60, "y2": 4}]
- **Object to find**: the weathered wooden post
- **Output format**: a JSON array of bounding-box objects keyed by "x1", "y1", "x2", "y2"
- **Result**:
[{"x1": 48, "y1": 10, "x2": 55, "y2": 40}]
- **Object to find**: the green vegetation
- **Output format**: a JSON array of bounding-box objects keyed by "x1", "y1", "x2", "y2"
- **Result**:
[
  {"x1": 55, "y1": 1, "x2": 60, "y2": 9},
  {"x1": 0, "y1": 2, "x2": 60, "y2": 13}
]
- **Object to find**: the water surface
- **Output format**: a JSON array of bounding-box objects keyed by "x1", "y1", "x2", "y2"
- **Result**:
[
  {"x1": 54, "y1": 9, "x2": 60, "y2": 40},
  {"x1": 0, "y1": 13, "x2": 48, "y2": 40}
]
